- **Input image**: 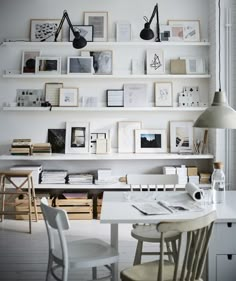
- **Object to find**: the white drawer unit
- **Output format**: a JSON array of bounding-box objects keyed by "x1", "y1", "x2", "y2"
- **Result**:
[{"x1": 216, "y1": 255, "x2": 236, "y2": 281}]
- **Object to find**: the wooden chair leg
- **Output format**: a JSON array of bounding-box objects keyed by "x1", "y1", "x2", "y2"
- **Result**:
[
  {"x1": 166, "y1": 241, "x2": 174, "y2": 263},
  {"x1": 30, "y1": 176, "x2": 38, "y2": 222},
  {"x1": 0, "y1": 176, "x2": 6, "y2": 222},
  {"x1": 171, "y1": 240, "x2": 178, "y2": 263},
  {"x1": 133, "y1": 240, "x2": 143, "y2": 265},
  {"x1": 27, "y1": 176, "x2": 32, "y2": 234}
]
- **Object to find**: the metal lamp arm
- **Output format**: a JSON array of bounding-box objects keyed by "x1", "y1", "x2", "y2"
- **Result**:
[{"x1": 145, "y1": 3, "x2": 160, "y2": 42}]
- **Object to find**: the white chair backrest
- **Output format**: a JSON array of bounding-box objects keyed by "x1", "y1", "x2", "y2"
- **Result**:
[
  {"x1": 157, "y1": 211, "x2": 216, "y2": 281},
  {"x1": 127, "y1": 174, "x2": 178, "y2": 191}
]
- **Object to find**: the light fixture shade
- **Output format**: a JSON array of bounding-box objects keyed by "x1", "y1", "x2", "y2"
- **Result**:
[
  {"x1": 73, "y1": 35, "x2": 87, "y2": 49},
  {"x1": 140, "y1": 23, "x2": 154, "y2": 40},
  {"x1": 194, "y1": 91, "x2": 236, "y2": 129}
]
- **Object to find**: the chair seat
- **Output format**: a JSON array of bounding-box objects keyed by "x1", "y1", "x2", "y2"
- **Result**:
[
  {"x1": 131, "y1": 224, "x2": 180, "y2": 242},
  {"x1": 53, "y1": 238, "x2": 119, "y2": 269}
]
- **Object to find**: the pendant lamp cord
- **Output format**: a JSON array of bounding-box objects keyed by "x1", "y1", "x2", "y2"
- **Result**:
[{"x1": 218, "y1": 0, "x2": 221, "y2": 91}]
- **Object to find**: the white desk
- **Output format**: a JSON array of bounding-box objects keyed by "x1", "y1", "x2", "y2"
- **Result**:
[{"x1": 100, "y1": 191, "x2": 215, "y2": 281}]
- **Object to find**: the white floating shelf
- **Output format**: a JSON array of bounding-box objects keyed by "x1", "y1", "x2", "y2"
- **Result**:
[{"x1": 0, "y1": 153, "x2": 214, "y2": 161}]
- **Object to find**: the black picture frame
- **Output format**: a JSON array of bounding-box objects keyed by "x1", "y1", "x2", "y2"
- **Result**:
[
  {"x1": 106, "y1": 89, "x2": 124, "y2": 107},
  {"x1": 69, "y1": 25, "x2": 94, "y2": 42},
  {"x1": 48, "y1": 129, "x2": 66, "y2": 153}
]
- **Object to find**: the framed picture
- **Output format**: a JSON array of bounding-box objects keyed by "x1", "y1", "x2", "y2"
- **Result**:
[
  {"x1": 116, "y1": 22, "x2": 131, "y2": 42},
  {"x1": 155, "y1": 82, "x2": 173, "y2": 107},
  {"x1": 67, "y1": 56, "x2": 93, "y2": 74},
  {"x1": 123, "y1": 84, "x2": 147, "y2": 107},
  {"x1": 84, "y1": 12, "x2": 108, "y2": 41},
  {"x1": 168, "y1": 20, "x2": 200, "y2": 42},
  {"x1": 30, "y1": 19, "x2": 61, "y2": 42},
  {"x1": 36, "y1": 57, "x2": 61, "y2": 74},
  {"x1": 48, "y1": 129, "x2": 66, "y2": 153},
  {"x1": 170, "y1": 121, "x2": 194, "y2": 153},
  {"x1": 45, "y1": 82, "x2": 63, "y2": 106},
  {"x1": 106, "y1": 89, "x2": 124, "y2": 107},
  {"x1": 181, "y1": 57, "x2": 206, "y2": 74},
  {"x1": 59, "y1": 88, "x2": 78, "y2": 107},
  {"x1": 90, "y1": 131, "x2": 110, "y2": 154},
  {"x1": 21, "y1": 51, "x2": 40, "y2": 74},
  {"x1": 16, "y1": 89, "x2": 43, "y2": 107},
  {"x1": 69, "y1": 25, "x2": 93, "y2": 42},
  {"x1": 118, "y1": 121, "x2": 142, "y2": 153},
  {"x1": 65, "y1": 122, "x2": 90, "y2": 154},
  {"x1": 146, "y1": 49, "x2": 165, "y2": 74},
  {"x1": 135, "y1": 129, "x2": 167, "y2": 153},
  {"x1": 90, "y1": 50, "x2": 112, "y2": 74},
  {"x1": 160, "y1": 25, "x2": 171, "y2": 41}
]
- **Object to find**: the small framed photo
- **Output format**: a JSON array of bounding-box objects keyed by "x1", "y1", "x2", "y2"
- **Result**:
[
  {"x1": 70, "y1": 25, "x2": 94, "y2": 42},
  {"x1": 116, "y1": 22, "x2": 131, "y2": 42},
  {"x1": 181, "y1": 57, "x2": 206, "y2": 74},
  {"x1": 118, "y1": 121, "x2": 142, "y2": 153},
  {"x1": 168, "y1": 20, "x2": 200, "y2": 42},
  {"x1": 146, "y1": 49, "x2": 165, "y2": 74},
  {"x1": 90, "y1": 50, "x2": 113, "y2": 75},
  {"x1": 59, "y1": 88, "x2": 78, "y2": 107},
  {"x1": 160, "y1": 25, "x2": 171, "y2": 41},
  {"x1": 65, "y1": 122, "x2": 90, "y2": 154},
  {"x1": 170, "y1": 121, "x2": 194, "y2": 153},
  {"x1": 36, "y1": 57, "x2": 61, "y2": 74},
  {"x1": 155, "y1": 82, "x2": 173, "y2": 107},
  {"x1": 84, "y1": 12, "x2": 108, "y2": 41},
  {"x1": 67, "y1": 56, "x2": 93, "y2": 74},
  {"x1": 106, "y1": 89, "x2": 124, "y2": 107},
  {"x1": 45, "y1": 82, "x2": 63, "y2": 106},
  {"x1": 48, "y1": 129, "x2": 66, "y2": 153},
  {"x1": 135, "y1": 129, "x2": 167, "y2": 153},
  {"x1": 30, "y1": 19, "x2": 61, "y2": 42},
  {"x1": 21, "y1": 50, "x2": 41, "y2": 74}
]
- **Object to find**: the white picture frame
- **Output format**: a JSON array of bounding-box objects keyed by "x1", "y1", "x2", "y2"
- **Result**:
[
  {"x1": 30, "y1": 19, "x2": 61, "y2": 42},
  {"x1": 170, "y1": 121, "x2": 194, "y2": 153},
  {"x1": 118, "y1": 121, "x2": 142, "y2": 153},
  {"x1": 135, "y1": 129, "x2": 167, "y2": 153},
  {"x1": 21, "y1": 50, "x2": 41, "y2": 74},
  {"x1": 168, "y1": 20, "x2": 200, "y2": 42},
  {"x1": 67, "y1": 56, "x2": 93, "y2": 74},
  {"x1": 45, "y1": 82, "x2": 63, "y2": 106},
  {"x1": 155, "y1": 82, "x2": 173, "y2": 107},
  {"x1": 89, "y1": 50, "x2": 113, "y2": 75},
  {"x1": 59, "y1": 88, "x2": 78, "y2": 107},
  {"x1": 181, "y1": 57, "x2": 206, "y2": 74},
  {"x1": 84, "y1": 12, "x2": 108, "y2": 41},
  {"x1": 35, "y1": 57, "x2": 61, "y2": 74},
  {"x1": 124, "y1": 84, "x2": 148, "y2": 107},
  {"x1": 70, "y1": 25, "x2": 94, "y2": 42},
  {"x1": 116, "y1": 22, "x2": 131, "y2": 42},
  {"x1": 146, "y1": 49, "x2": 165, "y2": 74},
  {"x1": 65, "y1": 122, "x2": 90, "y2": 154}
]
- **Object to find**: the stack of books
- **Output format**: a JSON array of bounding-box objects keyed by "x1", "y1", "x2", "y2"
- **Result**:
[
  {"x1": 67, "y1": 173, "x2": 93, "y2": 185},
  {"x1": 10, "y1": 138, "x2": 32, "y2": 155},
  {"x1": 40, "y1": 169, "x2": 67, "y2": 184},
  {"x1": 31, "y1": 143, "x2": 52, "y2": 155},
  {"x1": 199, "y1": 173, "x2": 211, "y2": 184}
]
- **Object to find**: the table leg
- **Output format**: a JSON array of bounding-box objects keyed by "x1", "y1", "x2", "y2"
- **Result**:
[{"x1": 111, "y1": 224, "x2": 118, "y2": 281}]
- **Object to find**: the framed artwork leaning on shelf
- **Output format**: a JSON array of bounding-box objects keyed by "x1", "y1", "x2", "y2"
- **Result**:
[
  {"x1": 84, "y1": 11, "x2": 108, "y2": 41},
  {"x1": 59, "y1": 88, "x2": 78, "y2": 107},
  {"x1": 69, "y1": 25, "x2": 94, "y2": 42},
  {"x1": 45, "y1": 82, "x2": 63, "y2": 107},
  {"x1": 116, "y1": 21, "x2": 131, "y2": 42},
  {"x1": 21, "y1": 50, "x2": 41, "y2": 74},
  {"x1": 36, "y1": 57, "x2": 61, "y2": 75},
  {"x1": 30, "y1": 19, "x2": 61, "y2": 42},
  {"x1": 168, "y1": 20, "x2": 200, "y2": 42},
  {"x1": 48, "y1": 129, "x2": 66, "y2": 153},
  {"x1": 89, "y1": 50, "x2": 113, "y2": 75},
  {"x1": 155, "y1": 82, "x2": 173, "y2": 107},
  {"x1": 65, "y1": 122, "x2": 90, "y2": 154},
  {"x1": 67, "y1": 56, "x2": 93, "y2": 74},
  {"x1": 146, "y1": 49, "x2": 165, "y2": 75}
]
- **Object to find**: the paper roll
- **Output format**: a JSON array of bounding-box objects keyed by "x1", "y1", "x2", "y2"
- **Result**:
[{"x1": 185, "y1": 182, "x2": 204, "y2": 201}]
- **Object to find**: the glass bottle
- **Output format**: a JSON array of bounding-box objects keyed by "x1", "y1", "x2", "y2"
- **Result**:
[{"x1": 211, "y1": 162, "x2": 225, "y2": 203}]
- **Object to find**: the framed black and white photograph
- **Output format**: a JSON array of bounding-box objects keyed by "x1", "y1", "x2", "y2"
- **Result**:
[
  {"x1": 67, "y1": 56, "x2": 93, "y2": 74},
  {"x1": 146, "y1": 49, "x2": 165, "y2": 74},
  {"x1": 155, "y1": 82, "x2": 173, "y2": 107},
  {"x1": 36, "y1": 57, "x2": 61, "y2": 74},
  {"x1": 135, "y1": 129, "x2": 167, "y2": 153},
  {"x1": 48, "y1": 129, "x2": 66, "y2": 153},
  {"x1": 168, "y1": 20, "x2": 200, "y2": 42},
  {"x1": 160, "y1": 25, "x2": 171, "y2": 41},
  {"x1": 45, "y1": 82, "x2": 63, "y2": 106},
  {"x1": 65, "y1": 122, "x2": 90, "y2": 154},
  {"x1": 21, "y1": 51, "x2": 40, "y2": 74},
  {"x1": 90, "y1": 50, "x2": 112, "y2": 75},
  {"x1": 70, "y1": 25, "x2": 93, "y2": 42},
  {"x1": 84, "y1": 12, "x2": 108, "y2": 41},
  {"x1": 16, "y1": 89, "x2": 43, "y2": 107},
  {"x1": 59, "y1": 88, "x2": 78, "y2": 107},
  {"x1": 30, "y1": 19, "x2": 61, "y2": 42},
  {"x1": 170, "y1": 121, "x2": 194, "y2": 153},
  {"x1": 106, "y1": 89, "x2": 124, "y2": 107},
  {"x1": 116, "y1": 22, "x2": 131, "y2": 42}
]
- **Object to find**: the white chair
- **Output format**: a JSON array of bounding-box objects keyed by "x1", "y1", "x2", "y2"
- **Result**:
[
  {"x1": 127, "y1": 174, "x2": 180, "y2": 265},
  {"x1": 120, "y1": 211, "x2": 216, "y2": 281},
  {"x1": 40, "y1": 197, "x2": 119, "y2": 281}
]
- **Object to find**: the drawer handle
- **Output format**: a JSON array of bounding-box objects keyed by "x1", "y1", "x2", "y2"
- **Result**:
[
  {"x1": 227, "y1": 222, "x2": 232, "y2": 228},
  {"x1": 227, "y1": 254, "x2": 232, "y2": 260}
]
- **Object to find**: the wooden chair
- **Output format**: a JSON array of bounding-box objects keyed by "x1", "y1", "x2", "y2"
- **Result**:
[
  {"x1": 0, "y1": 170, "x2": 38, "y2": 233},
  {"x1": 120, "y1": 211, "x2": 216, "y2": 281},
  {"x1": 40, "y1": 197, "x2": 119, "y2": 281},
  {"x1": 127, "y1": 174, "x2": 179, "y2": 265}
]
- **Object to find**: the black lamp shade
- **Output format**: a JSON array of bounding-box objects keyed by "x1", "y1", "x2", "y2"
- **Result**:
[
  {"x1": 73, "y1": 33, "x2": 87, "y2": 49},
  {"x1": 140, "y1": 23, "x2": 154, "y2": 40}
]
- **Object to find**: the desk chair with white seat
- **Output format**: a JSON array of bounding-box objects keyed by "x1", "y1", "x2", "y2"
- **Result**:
[
  {"x1": 40, "y1": 197, "x2": 119, "y2": 281},
  {"x1": 121, "y1": 211, "x2": 216, "y2": 281},
  {"x1": 127, "y1": 174, "x2": 179, "y2": 265}
]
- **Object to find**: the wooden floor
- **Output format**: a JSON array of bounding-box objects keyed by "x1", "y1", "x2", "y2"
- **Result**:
[{"x1": 0, "y1": 219, "x2": 155, "y2": 281}]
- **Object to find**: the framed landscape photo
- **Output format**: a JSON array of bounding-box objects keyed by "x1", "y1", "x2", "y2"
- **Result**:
[
  {"x1": 36, "y1": 57, "x2": 61, "y2": 74},
  {"x1": 90, "y1": 50, "x2": 112, "y2": 75},
  {"x1": 21, "y1": 50, "x2": 40, "y2": 74},
  {"x1": 168, "y1": 20, "x2": 200, "y2": 42},
  {"x1": 155, "y1": 82, "x2": 173, "y2": 107},
  {"x1": 170, "y1": 121, "x2": 194, "y2": 153},
  {"x1": 59, "y1": 88, "x2": 78, "y2": 107},
  {"x1": 84, "y1": 12, "x2": 108, "y2": 41},
  {"x1": 135, "y1": 129, "x2": 167, "y2": 153},
  {"x1": 65, "y1": 122, "x2": 90, "y2": 154},
  {"x1": 30, "y1": 19, "x2": 61, "y2": 42},
  {"x1": 70, "y1": 25, "x2": 93, "y2": 42},
  {"x1": 146, "y1": 49, "x2": 165, "y2": 74},
  {"x1": 67, "y1": 56, "x2": 93, "y2": 74}
]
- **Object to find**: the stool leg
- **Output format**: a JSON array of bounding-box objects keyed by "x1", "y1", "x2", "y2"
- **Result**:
[
  {"x1": 0, "y1": 176, "x2": 6, "y2": 222},
  {"x1": 133, "y1": 240, "x2": 143, "y2": 265},
  {"x1": 30, "y1": 176, "x2": 38, "y2": 222},
  {"x1": 27, "y1": 176, "x2": 32, "y2": 234}
]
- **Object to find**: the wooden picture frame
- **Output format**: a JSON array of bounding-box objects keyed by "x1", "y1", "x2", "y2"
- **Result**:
[
  {"x1": 30, "y1": 19, "x2": 61, "y2": 42},
  {"x1": 45, "y1": 82, "x2": 63, "y2": 106},
  {"x1": 21, "y1": 50, "x2": 40, "y2": 74},
  {"x1": 59, "y1": 88, "x2": 78, "y2": 107},
  {"x1": 36, "y1": 57, "x2": 61, "y2": 74},
  {"x1": 67, "y1": 56, "x2": 93, "y2": 74},
  {"x1": 168, "y1": 20, "x2": 200, "y2": 42},
  {"x1": 155, "y1": 82, "x2": 173, "y2": 107},
  {"x1": 84, "y1": 12, "x2": 108, "y2": 41},
  {"x1": 146, "y1": 49, "x2": 165, "y2": 74}
]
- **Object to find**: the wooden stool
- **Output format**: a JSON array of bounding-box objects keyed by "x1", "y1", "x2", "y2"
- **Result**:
[{"x1": 0, "y1": 170, "x2": 38, "y2": 233}]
